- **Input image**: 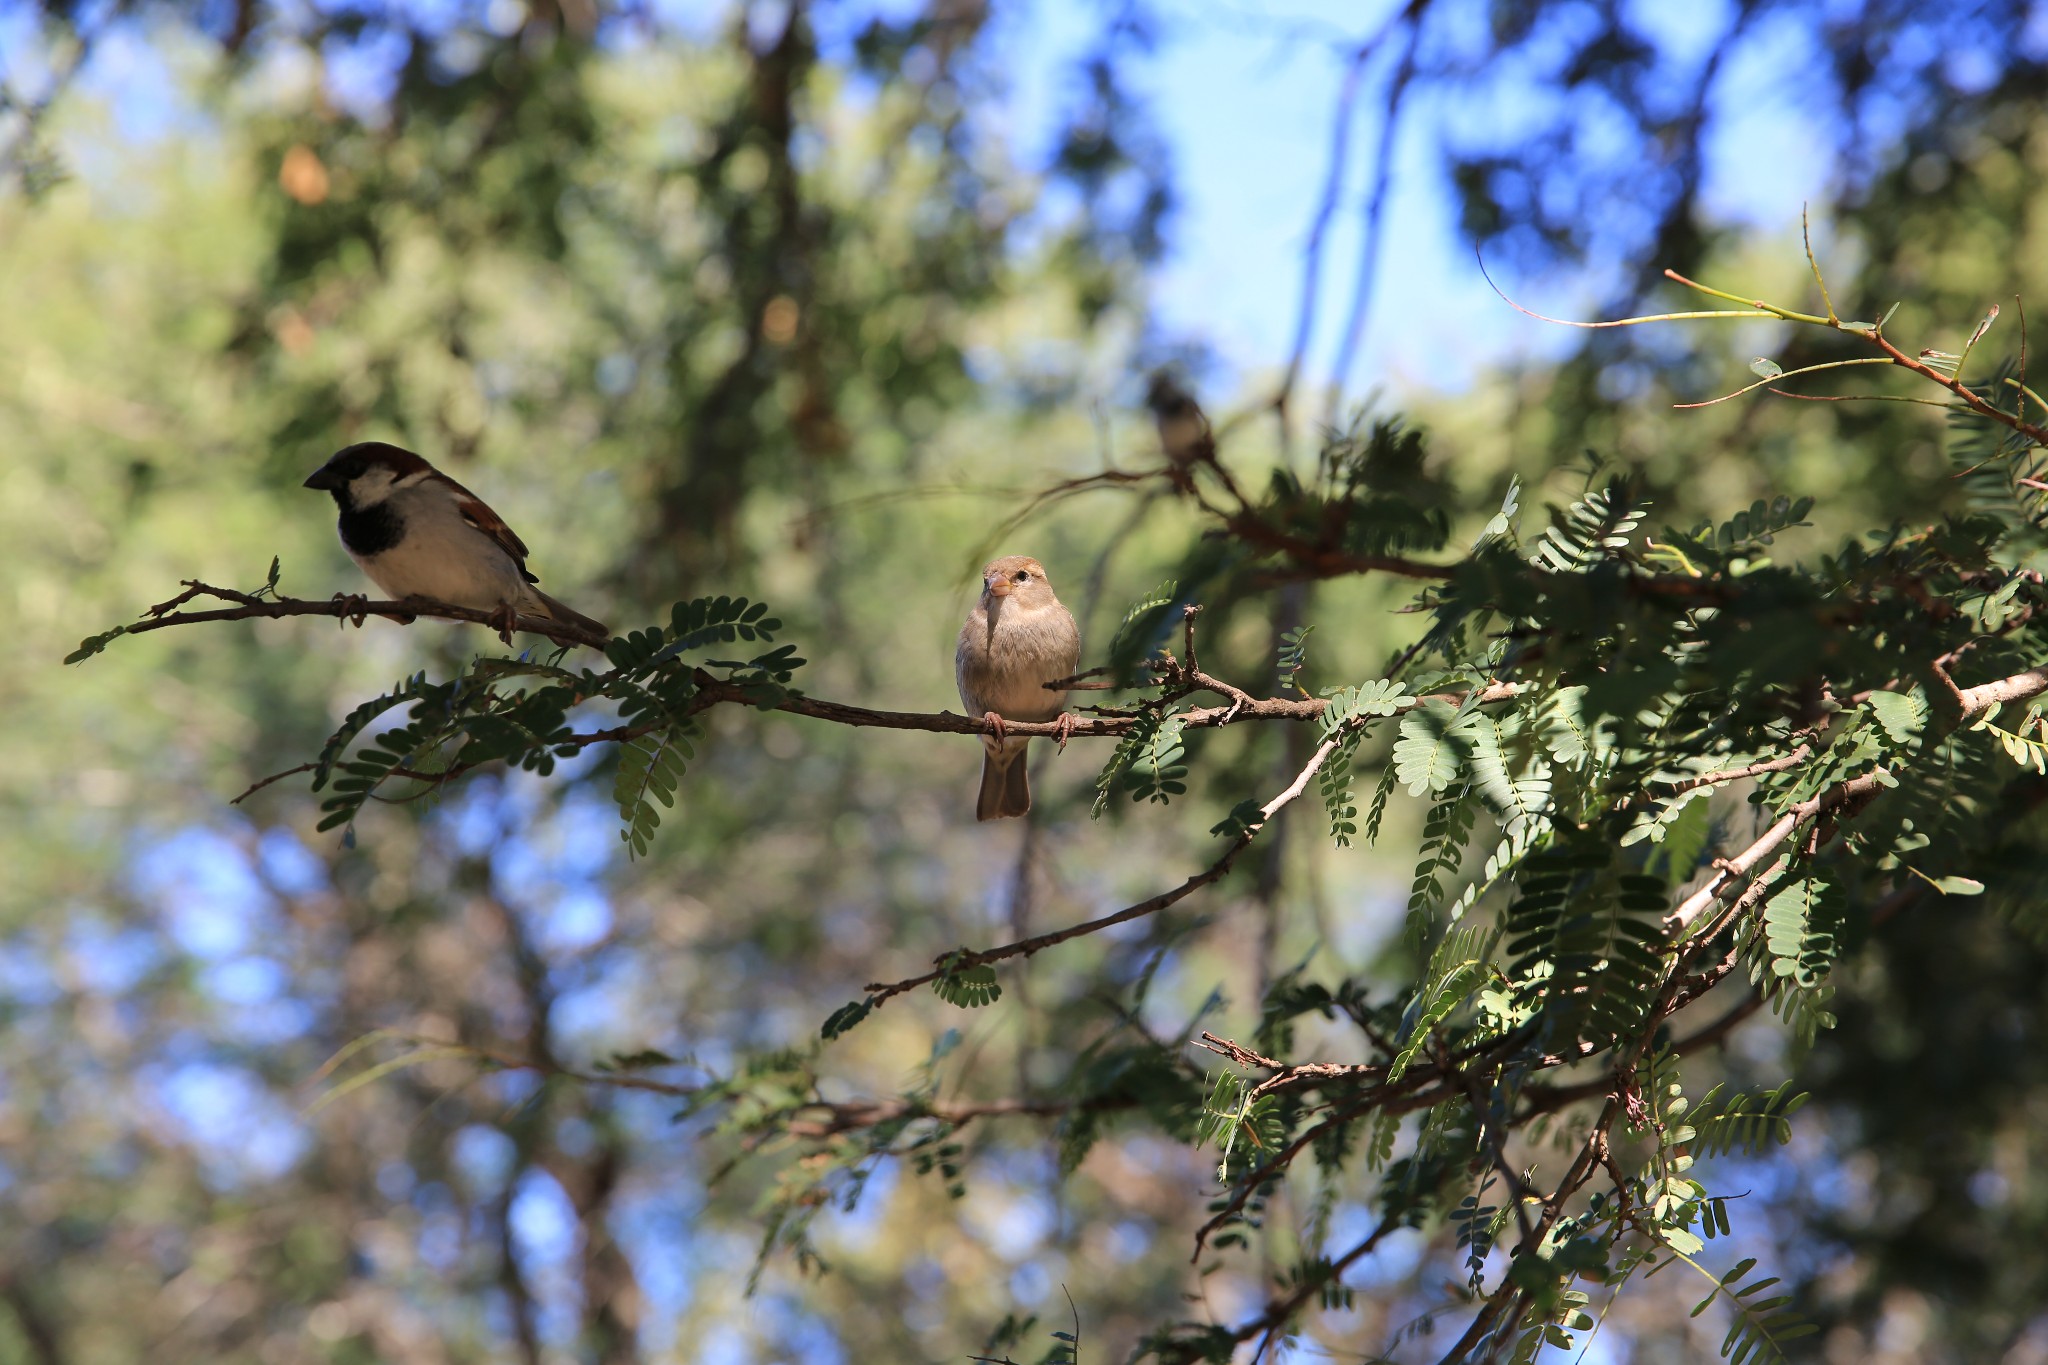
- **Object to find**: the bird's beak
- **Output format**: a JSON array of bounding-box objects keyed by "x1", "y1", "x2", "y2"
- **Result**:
[
  {"x1": 303, "y1": 466, "x2": 341, "y2": 491},
  {"x1": 985, "y1": 578, "x2": 1012, "y2": 599}
]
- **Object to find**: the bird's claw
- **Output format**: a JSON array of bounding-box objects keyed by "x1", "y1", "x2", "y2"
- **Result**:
[
  {"x1": 330, "y1": 592, "x2": 371, "y2": 628},
  {"x1": 1052, "y1": 712, "x2": 1076, "y2": 751},
  {"x1": 982, "y1": 711, "x2": 1008, "y2": 744},
  {"x1": 488, "y1": 603, "x2": 519, "y2": 646}
]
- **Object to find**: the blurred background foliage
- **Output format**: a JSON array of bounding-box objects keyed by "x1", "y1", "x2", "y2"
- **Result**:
[{"x1": 2, "y1": 0, "x2": 2047, "y2": 1361}]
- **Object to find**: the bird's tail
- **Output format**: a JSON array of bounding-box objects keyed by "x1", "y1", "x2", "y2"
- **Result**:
[
  {"x1": 530, "y1": 589, "x2": 611, "y2": 647},
  {"x1": 976, "y1": 738, "x2": 1033, "y2": 821}
]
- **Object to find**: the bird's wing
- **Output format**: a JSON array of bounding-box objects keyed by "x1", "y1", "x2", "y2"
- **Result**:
[{"x1": 429, "y1": 471, "x2": 538, "y2": 583}]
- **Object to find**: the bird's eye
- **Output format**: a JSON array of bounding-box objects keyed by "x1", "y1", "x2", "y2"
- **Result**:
[{"x1": 1013, "y1": 570, "x2": 1029, "y2": 583}]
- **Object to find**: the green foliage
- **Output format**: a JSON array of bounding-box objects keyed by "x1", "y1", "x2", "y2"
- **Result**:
[
  {"x1": 1105, "y1": 579, "x2": 1182, "y2": 683},
  {"x1": 94, "y1": 363, "x2": 2048, "y2": 1357},
  {"x1": 819, "y1": 998, "x2": 875, "y2": 1041},
  {"x1": 1627, "y1": 790, "x2": 1712, "y2": 882},
  {"x1": 1276, "y1": 624, "x2": 1314, "y2": 696},
  {"x1": 1388, "y1": 935, "x2": 1490, "y2": 1083},
  {"x1": 1759, "y1": 876, "x2": 1847, "y2": 989},
  {"x1": 1458, "y1": 705, "x2": 1550, "y2": 834},
  {"x1": 1317, "y1": 678, "x2": 1409, "y2": 845},
  {"x1": 1406, "y1": 785, "x2": 1479, "y2": 940},
  {"x1": 311, "y1": 672, "x2": 431, "y2": 791},
  {"x1": 1362, "y1": 759, "x2": 1399, "y2": 845},
  {"x1": 1971, "y1": 700, "x2": 2048, "y2": 773},
  {"x1": 1529, "y1": 476, "x2": 1645, "y2": 575},
  {"x1": 63, "y1": 623, "x2": 128, "y2": 664},
  {"x1": 1207, "y1": 798, "x2": 1266, "y2": 841},
  {"x1": 931, "y1": 954, "x2": 1002, "y2": 1009},
  {"x1": 1657, "y1": 496, "x2": 1816, "y2": 575},
  {"x1": 1094, "y1": 707, "x2": 1189, "y2": 814},
  {"x1": 1317, "y1": 744, "x2": 1361, "y2": 845},
  {"x1": 1951, "y1": 362, "x2": 2048, "y2": 531},
  {"x1": 1449, "y1": 1188, "x2": 1506, "y2": 1289},
  {"x1": 1865, "y1": 688, "x2": 1928, "y2": 747},
  {"x1": 1685, "y1": 1256, "x2": 1816, "y2": 1365},
  {"x1": 1503, "y1": 848, "x2": 1668, "y2": 1049},
  {"x1": 614, "y1": 723, "x2": 697, "y2": 858},
  {"x1": 1194, "y1": 1069, "x2": 1284, "y2": 1182},
  {"x1": 1124, "y1": 714, "x2": 1190, "y2": 805},
  {"x1": 1393, "y1": 698, "x2": 1465, "y2": 795},
  {"x1": 1690, "y1": 1081, "x2": 1810, "y2": 1161},
  {"x1": 166, "y1": 594, "x2": 806, "y2": 845}
]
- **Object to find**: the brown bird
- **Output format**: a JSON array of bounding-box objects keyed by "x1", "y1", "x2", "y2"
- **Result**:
[
  {"x1": 303, "y1": 442, "x2": 609, "y2": 647},
  {"x1": 1145, "y1": 370, "x2": 1216, "y2": 473},
  {"x1": 956, "y1": 555, "x2": 1082, "y2": 821}
]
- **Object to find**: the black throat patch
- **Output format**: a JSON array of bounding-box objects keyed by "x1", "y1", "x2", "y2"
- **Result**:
[{"x1": 337, "y1": 500, "x2": 404, "y2": 558}]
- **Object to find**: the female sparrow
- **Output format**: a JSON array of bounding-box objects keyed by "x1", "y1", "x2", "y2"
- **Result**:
[
  {"x1": 956, "y1": 555, "x2": 1081, "y2": 821},
  {"x1": 303, "y1": 442, "x2": 609, "y2": 646}
]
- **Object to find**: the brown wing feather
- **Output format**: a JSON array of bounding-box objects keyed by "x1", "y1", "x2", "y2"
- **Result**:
[{"x1": 430, "y1": 471, "x2": 539, "y2": 583}]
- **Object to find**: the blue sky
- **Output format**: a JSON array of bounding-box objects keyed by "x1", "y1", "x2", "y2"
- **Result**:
[
  {"x1": 2, "y1": 0, "x2": 1840, "y2": 402},
  {"x1": 993, "y1": 0, "x2": 1832, "y2": 399}
]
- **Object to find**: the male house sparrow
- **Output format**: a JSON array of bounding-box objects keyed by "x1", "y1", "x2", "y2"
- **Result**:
[
  {"x1": 956, "y1": 555, "x2": 1082, "y2": 821},
  {"x1": 303, "y1": 442, "x2": 609, "y2": 645}
]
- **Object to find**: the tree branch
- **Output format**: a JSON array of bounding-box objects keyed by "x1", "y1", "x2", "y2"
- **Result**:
[
  {"x1": 1218, "y1": 1218, "x2": 1403, "y2": 1360},
  {"x1": 79, "y1": 581, "x2": 609, "y2": 653},
  {"x1": 1657, "y1": 745, "x2": 1812, "y2": 795},
  {"x1": 1662, "y1": 658, "x2": 2048, "y2": 937},
  {"x1": 1662, "y1": 767, "x2": 1900, "y2": 937},
  {"x1": 860, "y1": 724, "x2": 1358, "y2": 1004}
]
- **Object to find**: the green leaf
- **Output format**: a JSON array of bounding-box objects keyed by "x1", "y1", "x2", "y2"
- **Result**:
[
  {"x1": 1749, "y1": 357, "x2": 1783, "y2": 380},
  {"x1": 1091, "y1": 707, "x2": 1187, "y2": 815},
  {"x1": 1106, "y1": 579, "x2": 1181, "y2": 682},
  {"x1": 1475, "y1": 477, "x2": 1521, "y2": 546},
  {"x1": 1455, "y1": 706, "x2": 1549, "y2": 834},
  {"x1": 1664, "y1": 1227, "x2": 1705, "y2": 1256},
  {"x1": 1277, "y1": 624, "x2": 1314, "y2": 696},
  {"x1": 1388, "y1": 959, "x2": 1485, "y2": 1082},
  {"x1": 1534, "y1": 685, "x2": 1592, "y2": 764},
  {"x1": 1126, "y1": 714, "x2": 1189, "y2": 805},
  {"x1": 1362, "y1": 761, "x2": 1398, "y2": 845},
  {"x1": 1691, "y1": 1081, "x2": 1809, "y2": 1159},
  {"x1": 1323, "y1": 677, "x2": 1410, "y2": 730},
  {"x1": 1531, "y1": 476, "x2": 1645, "y2": 573},
  {"x1": 1865, "y1": 690, "x2": 1927, "y2": 747},
  {"x1": 1209, "y1": 798, "x2": 1265, "y2": 840},
  {"x1": 1393, "y1": 698, "x2": 1463, "y2": 795},
  {"x1": 1407, "y1": 787, "x2": 1478, "y2": 938},
  {"x1": 1760, "y1": 876, "x2": 1845, "y2": 989},
  {"x1": 64, "y1": 625, "x2": 129, "y2": 664},
  {"x1": 613, "y1": 723, "x2": 699, "y2": 858},
  {"x1": 820, "y1": 999, "x2": 874, "y2": 1040},
  {"x1": 931, "y1": 959, "x2": 1001, "y2": 1009},
  {"x1": 1642, "y1": 792, "x2": 1713, "y2": 886}
]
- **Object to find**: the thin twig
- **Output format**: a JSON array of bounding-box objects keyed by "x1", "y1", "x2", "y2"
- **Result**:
[
  {"x1": 1276, "y1": 39, "x2": 1372, "y2": 436},
  {"x1": 1656, "y1": 746, "x2": 1812, "y2": 796},
  {"x1": 1226, "y1": 1219, "x2": 1401, "y2": 1355},
  {"x1": 1456, "y1": 1054, "x2": 1537, "y2": 1248},
  {"x1": 860, "y1": 726, "x2": 1357, "y2": 1004},
  {"x1": 95, "y1": 582, "x2": 609, "y2": 651},
  {"x1": 1323, "y1": 3, "x2": 1427, "y2": 423}
]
